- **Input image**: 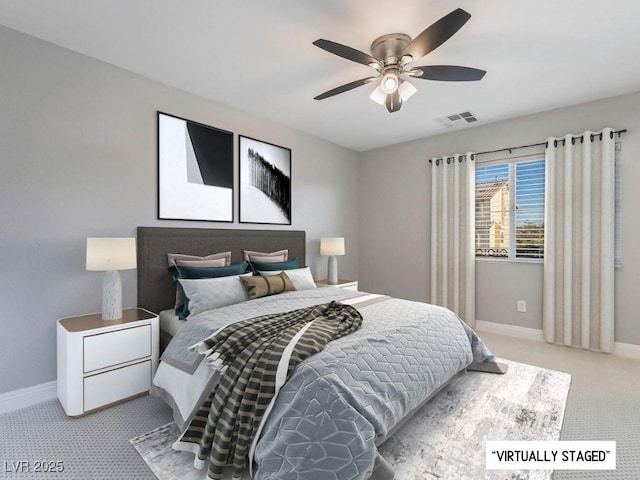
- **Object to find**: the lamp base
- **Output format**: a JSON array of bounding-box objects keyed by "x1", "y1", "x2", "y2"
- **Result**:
[
  {"x1": 327, "y1": 256, "x2": 338, "y2": 285},
  {"x1": 102, "y1": 270, "x2": 123, "y2": 320}
]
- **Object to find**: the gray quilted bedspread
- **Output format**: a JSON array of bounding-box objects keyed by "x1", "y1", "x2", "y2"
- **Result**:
[{"x1": 159, "y1": 288, "x2": 494, "y2": 480}]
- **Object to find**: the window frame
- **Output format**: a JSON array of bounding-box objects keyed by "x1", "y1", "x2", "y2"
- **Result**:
[{"x1": 474, "y1": 153, "x2": 546, "y2": 264}]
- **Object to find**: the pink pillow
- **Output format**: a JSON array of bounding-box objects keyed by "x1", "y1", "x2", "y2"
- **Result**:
[
  {"x1": 248, "y1": 254, "x2": 286, "y2": 263},
  {"x1": 243, "y1": 249, "x2": 288, "y2": 262},
  {"x1": 167, "y1": 251, "x2": 231, "y2": 267},
  {"x1": 175, "y1": 258, "x2": 226, "y2": 267}
]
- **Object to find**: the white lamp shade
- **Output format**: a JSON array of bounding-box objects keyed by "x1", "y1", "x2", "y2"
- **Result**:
[
  {"x1": 320, "y1": 237, "x2": 345, "y2": 256},
  {"x1": 369, "y1": 85, "x2": 387, "y2": 105},
  {"x1": 86, "y1": 237, "x2": 137, "y2": 271},
  {"x1": 398, "y1": 80, "x2": 417, "y2": 101}
]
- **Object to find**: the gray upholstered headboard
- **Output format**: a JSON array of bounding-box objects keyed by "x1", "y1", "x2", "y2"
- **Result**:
[{"x1": 137, "y1": 227, "x2": 306, "y2": 315}]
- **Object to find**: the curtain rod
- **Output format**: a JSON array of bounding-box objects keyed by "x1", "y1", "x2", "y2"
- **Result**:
[{"x1": 428, "y1": 129, "x2": 627, "y2": 164}]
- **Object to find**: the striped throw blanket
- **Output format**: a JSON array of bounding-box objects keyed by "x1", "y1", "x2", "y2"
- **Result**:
[{"x1": 175, "y1": 301, "x2": 363, "y2": 480}]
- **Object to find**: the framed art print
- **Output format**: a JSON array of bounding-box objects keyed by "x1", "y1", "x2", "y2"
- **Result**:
[
  {"x1": 158, "y1": 112, "x2": 234, "y2": 222},
  {"x1": 239, "y1": 135, "x2": 291, "y2": 225}
]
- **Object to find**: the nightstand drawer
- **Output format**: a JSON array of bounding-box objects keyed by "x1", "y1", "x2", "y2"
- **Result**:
[
  {"x1": 84, "y1": 360, "x2": 151, "y2": 411},
  {"x1": 83, "y1": 325, "x2": 151, "y2": 372}
]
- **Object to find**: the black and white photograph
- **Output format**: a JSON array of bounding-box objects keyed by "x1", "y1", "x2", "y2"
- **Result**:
[
  {"x1": 158, "y1": 112, "x2": 234, "y2": 222},
  {"x1": 239, "y1": 135, "x2": 291, "y2": 225}
]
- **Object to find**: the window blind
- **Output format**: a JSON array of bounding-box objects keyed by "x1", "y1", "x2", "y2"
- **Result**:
[
  {"x1": 475, "y1": 159, "x2": 545, "y2": 260},
  {"x1": 514, "y1": 159, "x2": 545, "y2": 259}
]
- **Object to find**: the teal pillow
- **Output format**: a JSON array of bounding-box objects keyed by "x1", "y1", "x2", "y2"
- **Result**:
[
  {"x1": 249, "y1": 257, "x2": 300, "y2": 272},
  {"x1": 174, "y1": 282, "x2": 189, "y2": 320},
  {"x1": 170, "y1": 261, "x2": 250, "y2": 280}
]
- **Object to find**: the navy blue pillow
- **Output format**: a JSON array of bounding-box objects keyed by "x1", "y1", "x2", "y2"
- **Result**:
[
  {"x1": 249, "y1": 257, "x2": 300, "y2": 272},
  {"x1": 169, "y1": 261, "x2": 250, "y2": 318}
]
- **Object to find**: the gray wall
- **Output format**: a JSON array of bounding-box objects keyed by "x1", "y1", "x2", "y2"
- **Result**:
[
  {"x1": 0, "y1": 27, "x2": 360, "y2": 394},
  {"x1": 359, "y1": 91, "x2": 640, "y2": 346}
]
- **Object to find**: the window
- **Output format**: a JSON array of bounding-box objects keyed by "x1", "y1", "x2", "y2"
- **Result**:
[{"x1": 475, "y1": 158, "x2": 545, "y2": 260}]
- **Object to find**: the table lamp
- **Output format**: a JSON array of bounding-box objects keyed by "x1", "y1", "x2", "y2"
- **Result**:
[
  {"x1": 320, "y1": 237, "x2": 345, "y2": 285},
  {"x1": 86, "y1": 237, "x2": 137, "y2": 320}
]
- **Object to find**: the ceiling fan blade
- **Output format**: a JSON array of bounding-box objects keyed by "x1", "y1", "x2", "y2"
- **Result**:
[
  {"x1": 385, "y1": 90, "x2": 402, "y2": 113},
  {"x1": 313, "y1": 39, "x2": 381, "y2": 68},
  {"x1": 314, "y1": 77, "x2": 377, "y2": 100},
  {"x1": 411, "y1": 65, "x2": 486, "y2": 81},
  {"x1": 402, "y1": 8, "x2": 471, "y2": 60}
]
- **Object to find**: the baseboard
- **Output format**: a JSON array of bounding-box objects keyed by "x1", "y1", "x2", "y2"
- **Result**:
[
  {"x1": 475, "y1": 320, "x2": 545, "y2": 342},
  {"x1": 475, "y1": 319, "x2": 640, "y2": 360},
  {"x1": 613, "y1": 341, "x2": 640, "y2": 359},
  {"x1": 0, "y1": 380, "x2": 57, "y2": 415}
]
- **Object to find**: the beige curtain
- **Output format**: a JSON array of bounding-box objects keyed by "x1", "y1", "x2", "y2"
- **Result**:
[
  {"x1": 430, "y1": 153, "x2": 476, "y2": 327},
  {"x1": 543, "y1": 128, "x2": 615, "y2": 352}
]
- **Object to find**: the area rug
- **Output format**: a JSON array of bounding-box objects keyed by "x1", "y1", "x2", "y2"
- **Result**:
[{"x1": 131, "y1": 359, "x2": 571, "y2": 480}]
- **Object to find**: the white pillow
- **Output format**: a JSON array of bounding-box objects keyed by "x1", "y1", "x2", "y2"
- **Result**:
[
  {"x1": 178, "y1": 274, "x2": 251, "y2": 317},
  {"x1": 260, "y1": 267, "x2": 317, "y2": 291}
]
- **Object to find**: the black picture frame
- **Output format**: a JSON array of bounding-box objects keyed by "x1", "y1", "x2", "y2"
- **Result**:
[
  {"x1": 157, "y1": 111, "x2": 234, "y2": 222},
  {"x1": 239, "y1": 135, "x2": 292, "y2": 225}
]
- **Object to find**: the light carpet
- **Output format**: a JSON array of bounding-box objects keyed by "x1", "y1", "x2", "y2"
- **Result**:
[{"x1": 130, "y1": 359, "x2": 571, "y2": 480}]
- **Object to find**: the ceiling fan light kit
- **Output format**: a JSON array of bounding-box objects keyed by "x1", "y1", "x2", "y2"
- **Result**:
[{"x1": 313, "y1": 8, "x2": 486, "y2": 113}]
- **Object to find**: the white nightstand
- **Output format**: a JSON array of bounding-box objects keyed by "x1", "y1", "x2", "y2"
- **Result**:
[
  {"x1": 57, "y1": 308, "x2": 159, "y2": 417},
  {"x1": 316, "y1": 279, "x2": 359, "y2": 291}
]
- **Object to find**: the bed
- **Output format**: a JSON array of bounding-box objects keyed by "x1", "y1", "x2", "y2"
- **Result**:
[
  {"x1": 138, "y1": 227, "x2": 307, "y2": 352},
  {"x1": 137, "y1": 226, "x2": 499, "y2": 480}
]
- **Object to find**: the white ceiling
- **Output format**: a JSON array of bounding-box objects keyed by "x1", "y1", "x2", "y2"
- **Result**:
[{"x1": 1, "y1": 0, "x2": 640, "y2": 152}]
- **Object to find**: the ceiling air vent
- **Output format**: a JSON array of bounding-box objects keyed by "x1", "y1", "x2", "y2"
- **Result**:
[{"x1": 437, "y1": 111, "x2": 479, "y2": 127}]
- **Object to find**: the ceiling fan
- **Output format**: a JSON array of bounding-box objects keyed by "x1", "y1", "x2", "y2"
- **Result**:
[{"x1": 313, "y1": 8, "x2": 486, "y2": 113}]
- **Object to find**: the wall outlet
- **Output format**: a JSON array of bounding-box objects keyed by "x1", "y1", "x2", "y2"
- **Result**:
[{"x1": 517, "y1": 300, "x2": 527, "y2": 313}]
